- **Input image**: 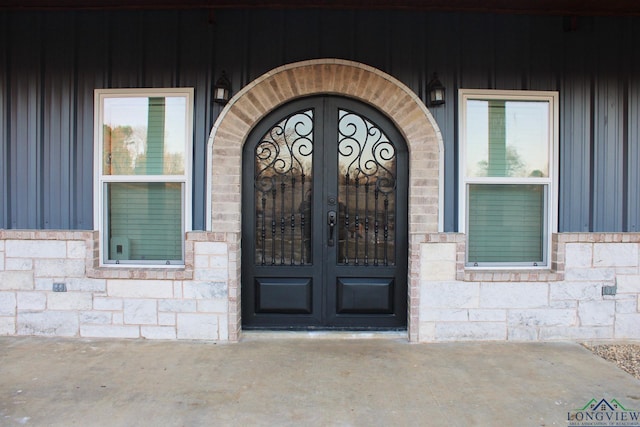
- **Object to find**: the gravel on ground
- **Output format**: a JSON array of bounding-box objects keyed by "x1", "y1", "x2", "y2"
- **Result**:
[{"x1": 584, "y1": 343, "x2": 640, "y2": 380}]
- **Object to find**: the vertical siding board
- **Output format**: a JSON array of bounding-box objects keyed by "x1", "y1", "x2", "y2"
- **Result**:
[
  {"x1": 142, "y1": 11, "x2": 179, "y2": 87},
  {"x1": 629, "y1": 20, "x2": 640, "y2": 231},
  {"x1": 42, "y1": 13, "x2": 75, "y2": 229},
  {"x1": 109, "y1": 11, "x2": 144, "y2": 88},
  {"x1": 592, "y1": 18, "x2": 625, "y2": 231},
  {"x1": 353, "y1": 10, "x2": 389, "y2": 72},
  {"x1": 318, "y1": 10, "x2": 354, "y2": 60},
  {"x1": 284, "y1": 10, "x2": 320, "y2": 64},
  {"x1": 559, "y1": 20, "x2": 594, "y2": 232},
  {"x1": 75, "y1": 12, "x2": 109, "y2": 230},
  {"x1": 246, "y1": 10, "x2": 285, "y2": 82},
  {"x1": 178, "y1": 10, "x2": 215, "y2": 230},
  {"x1": 425, "y1": 12, "x2": 458, "y2": 231},
  {"x1": 492, "y1": 15, "x2": 528, "y2": 90},
  {"x1": 9, "y1": 13, "x2": 42, "y2": 229},
  {"x1": 458, "y1": 14, "x2": 494, "y2": 89},
  {"x1": 527, "y1": 16, "x2": 561, "y2": 91},
  {"x1": 0, "y1": 13, "x2": 7, "y2": 228}
]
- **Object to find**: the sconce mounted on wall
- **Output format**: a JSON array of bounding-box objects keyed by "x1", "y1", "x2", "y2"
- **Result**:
[
  {"x1": 213, "y1": 71, "x2": 231, "y2": 104},
  {"x1": 427, "y1": 73, "x2": 445, "y2": 107}
]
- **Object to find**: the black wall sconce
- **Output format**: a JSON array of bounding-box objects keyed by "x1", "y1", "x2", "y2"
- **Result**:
[
  {"x1": 427, "y1": 73, "x2": 445, "y2": 106},
  {"x1": 213, "y1": 71, "x2": 231, "y2": 104}
]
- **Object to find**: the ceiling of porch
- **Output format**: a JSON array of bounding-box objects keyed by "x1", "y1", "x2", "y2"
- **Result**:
[{"x1": 2, "y1": 0, "x2": 640, "y2": 16}]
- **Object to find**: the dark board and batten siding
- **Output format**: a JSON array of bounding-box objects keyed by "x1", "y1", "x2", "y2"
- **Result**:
[{"x1": 1, "y1": 9, "x2": 639, "y2": 233}]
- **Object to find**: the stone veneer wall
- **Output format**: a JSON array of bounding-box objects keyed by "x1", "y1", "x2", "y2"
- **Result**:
[
  {"x1": 1, "y1": 230, "x2": 638, "y2": 341},
  {"x1": 419, "y1": 233, "x2": 640, "y2": 341},
  {"x1": 0, "y1": 230, "x2": 231, "y2": 340}
]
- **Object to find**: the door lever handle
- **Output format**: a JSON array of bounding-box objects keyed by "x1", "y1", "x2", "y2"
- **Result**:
[{"x1": 327, "y1": 210, "x2": 337, "y2": 246}]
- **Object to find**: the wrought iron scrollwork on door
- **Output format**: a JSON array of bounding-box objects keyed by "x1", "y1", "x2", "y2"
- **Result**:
[
  {"x1": 254, "y1": 110, "x2": 314, "y2": 266},
  {"x1": 338, "y1": 109, "x2": 397, "y2": 266}
]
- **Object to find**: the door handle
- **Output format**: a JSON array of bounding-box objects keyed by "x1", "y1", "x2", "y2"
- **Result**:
[{"x1": 327, "y1": 210, "x2": 337, "y2": 246}]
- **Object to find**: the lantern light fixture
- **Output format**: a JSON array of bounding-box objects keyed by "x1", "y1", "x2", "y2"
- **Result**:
[
  {"x1": 427, "y1": 73, "x2": 445, "y2": 106},
  {"x1": 213, "y1": 71, "x2": 231, "y2": 104}
]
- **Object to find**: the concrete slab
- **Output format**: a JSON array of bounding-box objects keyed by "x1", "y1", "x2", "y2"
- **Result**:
[{"x1": 0, "y1": 336, "x2": 639, "y2": 426}]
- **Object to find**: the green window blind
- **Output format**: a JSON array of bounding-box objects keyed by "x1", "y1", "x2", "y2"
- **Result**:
[
  {"x1": 107, "y1": 182, "x2": 183, "y2": 262},
  {"x1": 468, "y1": 184, "x2": 545, "y2": 264}
]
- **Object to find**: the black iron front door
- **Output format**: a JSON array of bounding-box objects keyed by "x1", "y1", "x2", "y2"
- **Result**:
[{"x1": 241, "y1": 96, "x2": 408, "y2": 330}]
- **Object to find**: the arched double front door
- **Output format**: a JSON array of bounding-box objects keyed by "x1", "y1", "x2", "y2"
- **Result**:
[{"x1": 241, "y1": 96, "x2": 408, "y2": 330}]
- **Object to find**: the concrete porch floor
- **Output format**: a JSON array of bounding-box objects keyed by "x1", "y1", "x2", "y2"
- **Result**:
[{"x1": 1, "y1": 335, "x2": 639, "y2": 426}]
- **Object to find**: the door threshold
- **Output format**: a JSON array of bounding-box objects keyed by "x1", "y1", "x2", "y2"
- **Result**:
[{"x1": 241, "y1": 330, "x2": 408, "y2": 341}]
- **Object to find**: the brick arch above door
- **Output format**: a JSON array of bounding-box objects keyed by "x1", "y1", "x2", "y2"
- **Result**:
[{"x1": 206, "y1": 59, "x2": 443, "y2": 341}]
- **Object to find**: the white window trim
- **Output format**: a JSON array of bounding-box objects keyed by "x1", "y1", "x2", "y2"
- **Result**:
[
  {"x1": 93, "y1": 88, "x2": 194, "y2": 267},
  {"x1": 458, "y1": 89, "x2": 559, "y2": 269}
]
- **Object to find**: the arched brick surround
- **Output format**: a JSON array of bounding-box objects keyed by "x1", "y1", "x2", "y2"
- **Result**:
[{"x1": 206, "y1": 59, "x2": 443, "y2": 341}]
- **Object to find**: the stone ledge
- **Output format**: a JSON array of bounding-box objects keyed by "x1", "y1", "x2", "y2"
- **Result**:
[{"x1": 462, "y1": 270, "x2": 564, "y2": 282}]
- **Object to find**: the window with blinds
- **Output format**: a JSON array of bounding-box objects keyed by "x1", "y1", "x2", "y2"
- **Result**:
[
  {"x1": 95, "y1": 89, "x2": 193, "y2": 266},
  {"x1": 459, "y1": 90, "x2": 557, "y2": 268}
]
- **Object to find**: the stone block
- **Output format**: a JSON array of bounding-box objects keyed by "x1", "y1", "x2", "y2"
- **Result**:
[
  {"x1": 6, "y1": 240, "x2": 66, "y2": 258},
  {"x1": 507, "y1": 309, "x2": 576, "y2": 327},
  {"x1": 479, "y1": 282, "x2": 548, "y2": 309},
  {"x1": 218, "y1": 315, "x2": 229, "y2": 341},
  {"x1": 0, "y1": 317, "x2": 15, "y2": 335},
  {"x1": 48, "y1": 292, "x2": 93, "y2": 311},
  {"x1": 507, "y1": 327, "x2": 538, "y2": 341},
  {"x1": 80, "y1": 324, "x2": 139, "y2": 339},
  {"x1": 564, "y1": 243, "x2": 592, "y2": 267},
  {"x1": 468, "y1": 309, "x2": 506, "y2": 322},
  {"x1": 421, "y1": 281, "x2": 479, "y2": 309},
  {"x1": 158, "y1": 312, "x2": 176, "y2": 326},
  {"x1": 194, "y1": 255, "x2": 209, "y2": 268},
  {"x1": 420, "y1": 243, "x2": 457, "y2": 281},
  {"x1": 183, "y1": 281, "x2": 228, "y2": 299},
  {"x1": 0, "y1": 292, "x2": 16, "y2": 316},
  {"x1": 578, "y1": 300, "x2": 615, "y2": 326},
  {"x1": 16, "y1": 292, "x2": 46, "y2": 311},
  {"x1": 158, "y1": 299, "x2": 197, "y2": 313},
  {"x1": 193, "y1": 269, "x2": 228, "y2": 281},
  {"x1": 435, "y1": 322, "x2": 506, "y2": 341},
  {"x1": 112, "y1": 312, "x2": 124, "y2": 325},
  {"x1": 66, "y1": 278, "x2": 107, "y2": 293},
  {"x1": 0, "y1": 254, "x2": 4, "y2": 271},
  {"x1": 18, "y1": 311, "x2": 79, "y2": 337},
  {"x1": 66, "y1": 241, "x2": 86, "y2": 259},
  {"x1": 107, "y1": 280, "x2": 173, "y2": 298},
  {"x1": 615, "y1": 314, "x2": 640, "y2": 339},
  {"x1": 549, "y1": 282, "x2": 602, "y2": 301},
  {"x1": 564, "y1": 268, "x2": 615, "y2": 282},
  {"x1": 594, "y1": 243, "x2": 638, "y2": 267},
  {"x1": 616, "y1": 275, "x2": 640, "y2": 293},
  {"x1": 422, "y1": 309, "x2": 468, "y2": 322},
  {"x1": 93, "y1": 297, "x2": 123, "y2": 311},
  {"x1": 614, "y1": 298, "x2": 638, "y2": 314},
  {"x1": 194, "y1": 242, "x2": 227, "y2": 255},
  {"x1": 141, "y1": 326, "x2": 177, "y2": 340},
  {"x1": 208, "y1": 255, "x2": 228, "y2": 269},
  {"x1": 197, "y1": 299, "x2": 228, "y2": 313},
  {"x1": 418, "y1": 322, "x2": 436, "y2": 342},
  {"x1": 79, "y1": 311, "x2": 112, "y2": 325},
  {"x1": 0, "y1": 271, "x2": 34, "y2": 290},
  {"x1": 5, "y1": 258, "x2": 33, "y2": 270},
  {"x1": 124, "y1": 299, "x2": 158, "y2": 325},
  {"x1": 177, "y1": 313, "x2": 219, "y2": 340},
  {"x1": 34, "y1": 259, "x2": 85, "y2": 278},
  {"x1": 539, "y1": 325, "x2": 613, "y2": 340}
]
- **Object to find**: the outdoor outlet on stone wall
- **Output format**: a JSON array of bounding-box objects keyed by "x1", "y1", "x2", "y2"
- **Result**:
[
  {"x1": 52, "y1": 283, "x2": 67, "y2": 292},
  {"x1": 601, "y1": 285, "x2": 617, "y2": 296}
]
